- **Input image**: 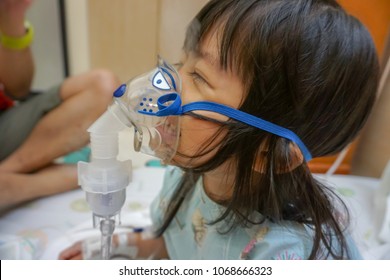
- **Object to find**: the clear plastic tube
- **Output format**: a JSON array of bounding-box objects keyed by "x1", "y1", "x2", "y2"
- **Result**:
[{"x1": 100, "y1": 218, "x2": 115, "y2": 260}]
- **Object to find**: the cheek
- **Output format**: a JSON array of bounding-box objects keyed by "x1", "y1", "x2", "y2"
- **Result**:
[{"x1": 175, "y1": 115, "x2": 223, "y2": 160}]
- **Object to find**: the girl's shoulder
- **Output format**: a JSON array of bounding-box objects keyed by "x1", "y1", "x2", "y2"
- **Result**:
[
  {"x1": 244, "y1": 221, "x2": 362, "y2": 260},
  {"x1": 241, "y1": 221, "x2": 312, "y2": 260}
]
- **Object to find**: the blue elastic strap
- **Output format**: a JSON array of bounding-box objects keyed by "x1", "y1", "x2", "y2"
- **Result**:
[{"x1": 138, "y1": 93, "x2": 312, "y2": 161}]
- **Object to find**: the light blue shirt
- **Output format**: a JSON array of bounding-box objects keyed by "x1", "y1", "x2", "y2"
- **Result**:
[{"x1": 150, "y1": 166, "x2": 362, "y2": 259}]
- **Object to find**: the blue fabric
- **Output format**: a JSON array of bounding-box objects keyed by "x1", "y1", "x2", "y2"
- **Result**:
[
  {"x1": 62, "y1": 146, "x2": 91, "y2": 164},
  {"x1": 150, "y1": 166, "x2": 362, "y2": 260}
]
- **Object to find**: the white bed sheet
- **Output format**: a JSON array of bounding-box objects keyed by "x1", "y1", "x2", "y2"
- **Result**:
[
  {"x1": 316, "y1": 174, "x2": 390, "y2": 259},
  {"x1": 0, "y1": 167, "x2": 166, "y2": 259},
  {"x1": 0, "y1": 167, "x2": 389, "y2": 259}
]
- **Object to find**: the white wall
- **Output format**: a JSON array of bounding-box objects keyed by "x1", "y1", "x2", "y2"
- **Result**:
[
  {"x1": 63, "y1": 0, "x2": 90, "y2": 75},
  {"x1": 27, "y1": 0, "x2": 66, "y2": 90}
]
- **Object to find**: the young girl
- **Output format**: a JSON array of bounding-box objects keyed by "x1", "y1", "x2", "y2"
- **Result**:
[{"x1": 60, "y1": 0, "x2": 378, "y2": 260}]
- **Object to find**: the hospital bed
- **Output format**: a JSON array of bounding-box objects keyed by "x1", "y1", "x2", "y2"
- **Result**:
[{"x1": 1, "y1": 163, "x2": 389, "y2": 260}]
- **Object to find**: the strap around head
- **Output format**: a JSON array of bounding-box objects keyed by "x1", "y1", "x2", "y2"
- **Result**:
[{"x1": 138, "y1": 93, "x2": 312, "y2": 161}]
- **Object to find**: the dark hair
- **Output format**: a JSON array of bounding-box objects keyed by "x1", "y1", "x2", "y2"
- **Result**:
[{"x1": 157, "y1": 0, "x2": 379, "y2": 259}]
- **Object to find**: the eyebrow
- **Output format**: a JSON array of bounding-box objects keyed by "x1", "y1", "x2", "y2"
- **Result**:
[{"x1": 197, "y1": 50, "x2": 218, "y2": 66}]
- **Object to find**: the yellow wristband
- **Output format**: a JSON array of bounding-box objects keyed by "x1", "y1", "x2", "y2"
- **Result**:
[{"x1": 0, "y1": 21, "x2": 34, "y2": 50}]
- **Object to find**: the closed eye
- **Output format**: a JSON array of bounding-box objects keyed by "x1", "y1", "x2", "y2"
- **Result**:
[{"x1": 188, "y1": 71, "x2": 208, "y2": 86}]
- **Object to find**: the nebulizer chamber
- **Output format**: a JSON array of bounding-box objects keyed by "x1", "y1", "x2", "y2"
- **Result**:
[
  {"x1": 77, "y1": 106, "x2": 130, "y2": 260},
  {"x1": 77, "y1": 58, "x2": 181, "y2": 259}
]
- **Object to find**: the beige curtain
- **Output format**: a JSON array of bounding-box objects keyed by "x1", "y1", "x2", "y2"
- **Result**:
[{"x1": 87, "y1": 0, "x2": 207, "y2": 82}]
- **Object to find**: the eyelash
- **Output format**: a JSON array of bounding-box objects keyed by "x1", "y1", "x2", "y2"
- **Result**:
[{"x1": 188, "y1": 71, "x2": 207, "y2": 85}]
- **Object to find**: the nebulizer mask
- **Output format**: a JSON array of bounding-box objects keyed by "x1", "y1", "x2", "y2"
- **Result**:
[{"x1": 110, "y1": 57, "x2": 181, "y2": 163}]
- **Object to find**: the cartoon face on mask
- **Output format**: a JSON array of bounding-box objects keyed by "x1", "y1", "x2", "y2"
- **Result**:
[{"x1": 109, "y1": 57, "x2": 182, "y2": 163}]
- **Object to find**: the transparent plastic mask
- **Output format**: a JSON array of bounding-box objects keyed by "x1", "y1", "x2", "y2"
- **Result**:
[{"x1": 109, "y1": 57, "x2": 181, "y2": 163}]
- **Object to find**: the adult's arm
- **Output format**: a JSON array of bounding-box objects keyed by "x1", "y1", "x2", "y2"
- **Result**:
[{"x1": 0, "y1": 0, "x2": 34, "y2": 99}]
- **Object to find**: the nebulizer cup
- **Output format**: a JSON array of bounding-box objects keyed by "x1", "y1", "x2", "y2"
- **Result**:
[{"x1": 77, "y1": 58, "x2": 181, "y2": 259}]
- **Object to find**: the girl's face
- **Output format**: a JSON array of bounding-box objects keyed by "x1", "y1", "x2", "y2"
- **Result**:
[{"x1": 171, "y1": 32, "x2": 244, "y2": 167}]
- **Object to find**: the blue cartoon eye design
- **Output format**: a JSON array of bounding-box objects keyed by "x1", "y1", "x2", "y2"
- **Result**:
[{"x1": 152, "y1": 71, "x2": 171, "y2": 90}]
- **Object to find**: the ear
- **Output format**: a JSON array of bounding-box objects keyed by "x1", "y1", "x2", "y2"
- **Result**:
[
  {"x1": 253, "y1": 142, "x2": 303, "y2": 174},
  {"x1": 284, "y1": 143, "x2": 304, "y2": 172}
]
